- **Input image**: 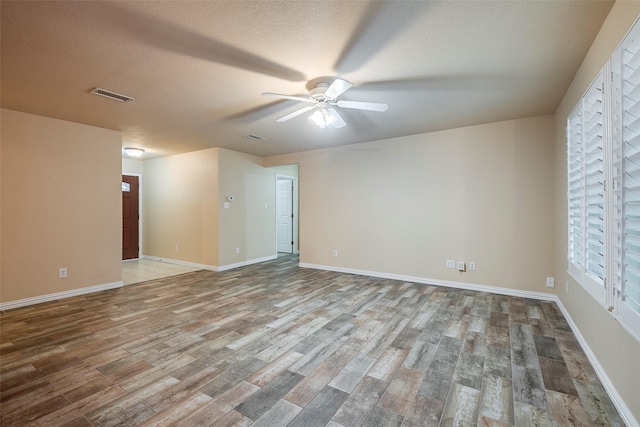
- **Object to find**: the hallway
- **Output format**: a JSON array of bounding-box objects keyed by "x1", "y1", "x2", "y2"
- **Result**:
[{"x1": 122, "y1": 258, "x2": 201, "y2": 285}]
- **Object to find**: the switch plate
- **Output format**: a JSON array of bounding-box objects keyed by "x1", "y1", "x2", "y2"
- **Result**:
[
  {"x1": 333, "y1": 250, "x2": 338, "y2": 257},
  {"x1": 546, "y1": 277, "x2": 555, "y2": 288},
  {"x1": 224, "y1": 202, "x2": 230, "y2": 209},
  {"x1": 446, "y1": 260, "x2": 455, "y2": 269},
  {"x1": 468, "y1": 261, "x2": 476, "y2": 271},
  {"x1": 59, "y1": 268, "x2": 67, "y2": 278},
  {"x1": 457, "y1": 261, "x2": 466, "y2": 272}
]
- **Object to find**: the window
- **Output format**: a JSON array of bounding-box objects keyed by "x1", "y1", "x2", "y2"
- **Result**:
[{"x1": 568, "y1": 18, "x2": 640, "y2": 341}]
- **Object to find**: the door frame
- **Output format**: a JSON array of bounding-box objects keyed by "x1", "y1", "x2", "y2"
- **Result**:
[
  {"x1": 122, "y1": 173, "x2": 143, "y2": 260},
  {"x1": 276, "y1": 174, "x2": 299, "y2": 255}
]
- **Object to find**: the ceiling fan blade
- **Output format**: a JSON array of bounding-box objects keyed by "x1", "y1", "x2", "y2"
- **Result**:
[
  {"x1": 336, "y1": 100, "x2": 388, "y2": 112},
  {"x1": 334, "y1": 1, "x2": 428, "y2": 74},
  {"x1": 100, "y1": 3, "x2": 305, "y2": 82},
  {"x1": 328, "y1": 108, "x2": 347, "y2": 128},
  {"x1": 262, "y1": 92, "x2": 314, "y2": 103},
  {"x1": 276, "y1": 105, "x2": 316, "y2": 122},
  {"x1": 324, "y1": 79, "x2": 353, "y2": 100}
]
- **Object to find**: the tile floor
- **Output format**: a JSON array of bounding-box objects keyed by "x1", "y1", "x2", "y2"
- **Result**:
[
  {"x1": 121, "y1": 258, "x2": 202, "y2": 285},
  {"x1": 0, "y1": 255, "x2": 625, "y2": 426}
]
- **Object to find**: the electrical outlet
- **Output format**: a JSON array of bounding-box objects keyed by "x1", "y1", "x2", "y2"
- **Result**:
[
  {"x1": 546, "y1": 277, "x2": 555, "y2": 288},
  {"x1": 235, "y1": 247, "x2": 240, "y2": 254},
  {"x1": 333, "y1": 250, "x2": 338, "y2": 257},
  {"x1": 468, "y1": 261, "x2": 476, "y2": 271},
  {"x1": 446, "y1": 260, "x2": 455, "y2": 269},
  {"x1": 457, "y1": 261, "x2": 466, "y2": 272},
  {"x1": 59, "y1": 268, "x2": 67, "y2": 278}
]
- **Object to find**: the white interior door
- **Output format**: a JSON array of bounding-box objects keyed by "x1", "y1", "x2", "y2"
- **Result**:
[{"x1": 277, "y1": 179, "x2": 293, "y2": 253}]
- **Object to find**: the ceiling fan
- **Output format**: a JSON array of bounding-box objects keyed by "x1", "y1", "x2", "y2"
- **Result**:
[{"x1": 262, "y1": 78, "x2": 388, "y2": 128}]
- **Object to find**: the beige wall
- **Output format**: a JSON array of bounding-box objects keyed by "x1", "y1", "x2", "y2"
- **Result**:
[
  {"x1": 265, "y1": 115, "x2": 555, "y2": 293},
  {"x1": 218, "y1": 149, "x2": 276, "y2": 266},
  {"x1": 271, "y1": 164, "x2": 299, "y2": 177},
  {"x1": 553, "y1": 3, "x2": 640, "y2": 423},
  {"x1": 1, "y1": 109, "x2": 122, "y2": 303},
  {"x1": 142, "y1": 147, "x2": 276, "y2": 268},
  {"x1": 122, "y1": 158, "x2": 144, "y2": 175},
  {"x1": 143, "y1": 148, "x2": 219, "y2": 266}
]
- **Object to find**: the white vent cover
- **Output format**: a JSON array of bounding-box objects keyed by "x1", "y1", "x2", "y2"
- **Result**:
[
  {"x1": 244, "y1": 134, "x2": 266, "y2": 141},
  {"x1": 90, "y1": 87, "x2": 134, "y2": 103}
]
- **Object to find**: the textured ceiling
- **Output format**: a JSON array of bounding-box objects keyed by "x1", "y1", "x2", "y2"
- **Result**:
[{"x1": 1, "y1": 1, "x2": 614, "y2": 159}]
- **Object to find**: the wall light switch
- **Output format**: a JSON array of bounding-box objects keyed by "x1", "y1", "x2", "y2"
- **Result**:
[
  {"x1": 224, "y1": 202, "x2": 230, "y2": 209},
  {"x1": 446, "y1": 260, "x2": 455, "y2": 269},
  {"x1": 457, "y1": 261, "x2": 466, "y2": 272}
]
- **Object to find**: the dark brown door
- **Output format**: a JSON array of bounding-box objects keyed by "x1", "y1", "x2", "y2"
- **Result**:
[{"x1": 122, "y1": 175, "x2": 139, "y2": 260}]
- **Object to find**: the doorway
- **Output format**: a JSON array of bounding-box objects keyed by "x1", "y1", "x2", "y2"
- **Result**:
[
  {"x1": 276, "y1": 175, "x2": 299, "y2": 254},
  {"x1": 122, "y1": 175, "x2": 139, "y2": 260}
]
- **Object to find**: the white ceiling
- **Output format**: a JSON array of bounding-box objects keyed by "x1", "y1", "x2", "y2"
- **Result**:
[{"x1": 1, "y1": 1, "x2": 614, "y2": 159}]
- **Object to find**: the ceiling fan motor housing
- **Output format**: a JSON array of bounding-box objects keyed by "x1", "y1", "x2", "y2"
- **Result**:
[
  {"x1": 263, "y1": 78, "x2": 388, "y2": 126},
  {"x1": 310, "y1": 82, "x2": 330, "y2": 100}
]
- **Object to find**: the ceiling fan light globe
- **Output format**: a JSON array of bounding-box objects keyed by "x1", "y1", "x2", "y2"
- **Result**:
[{"x1": 309, "y1": 108, "x2": 336, "y2": 128}]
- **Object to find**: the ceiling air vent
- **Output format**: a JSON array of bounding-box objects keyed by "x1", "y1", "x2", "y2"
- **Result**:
[
  {"x1": 244, "y1": 134, "x2": 267, "y2": 141},
  {"x1": 90, "y1": 87, "x2": 135, "y2": 103}
]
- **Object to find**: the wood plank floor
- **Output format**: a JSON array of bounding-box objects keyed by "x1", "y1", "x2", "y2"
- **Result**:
[{"x1": 0, "y1": 255, "x2": 624, "y2": 426}]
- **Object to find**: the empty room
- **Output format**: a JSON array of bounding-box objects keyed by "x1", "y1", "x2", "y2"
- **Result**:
[{"x1": 1, "y1": 1, "x2": 639, "y2": 426}]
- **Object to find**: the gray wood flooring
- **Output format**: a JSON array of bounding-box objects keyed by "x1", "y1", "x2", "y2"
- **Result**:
[{"x1": 0, "y1": 255, "x2": 624, "y2": 426}]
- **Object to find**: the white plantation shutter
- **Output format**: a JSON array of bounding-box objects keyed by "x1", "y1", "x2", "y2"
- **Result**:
[
  {"x1": 567, "y1": 74, "x2": 606, "y2": 303},
  {"x1": 613, "y1": 24, "x2": 640, "y2": 337},
  {"x1": 567, "y1": 105, "x2": 584, "y2": 269},
  {"x1": 583, "y1": 74, "x2": 606, "y2": 284}
]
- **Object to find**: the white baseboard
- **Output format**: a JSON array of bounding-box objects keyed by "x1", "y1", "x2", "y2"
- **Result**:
[
  {"x1": 217, "y1": 255, "x2": 278, "y2": 272},
  {"x1": 299, "y1": 262, "x2": 555, "y2": 300},
  {"x1": 553, "y1": 297, "x2": 639, "y2": 427},
  {"x1": 142, "y1": 255, "x2": 219, "y2": 271},
  {"x1": 299, "y1": 262, "x2": 638, "y2": 427},
  {"x1": 142, "y1": 254, "x2": 278, "y2": 272},
  {"x1": 0, "y1": 281, "x2": 123, "y2": 311}
]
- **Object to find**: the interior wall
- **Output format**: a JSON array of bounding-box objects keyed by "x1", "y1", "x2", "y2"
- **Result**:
[
  {"x1": 143, "y1": 148, "x2": 219, "y2": 266},
  {"x1": 553, "y1": 2, "x2": 640, "y2": 423},
  {"x1": 217, "y1": 148, "x2": 276, "y2": 267},
  {"x1": 122, "y1": 158, "x2": 143, "y2": 175},
  {"x1": 264, "y1": 115, "x2": 555, "y2": 293},
  {"x1": 271, "y1": 164, "x2": 299, "y2": 177},
  {"x1": 0, "y1": 109, "x2": 122, "y2": 303}
]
